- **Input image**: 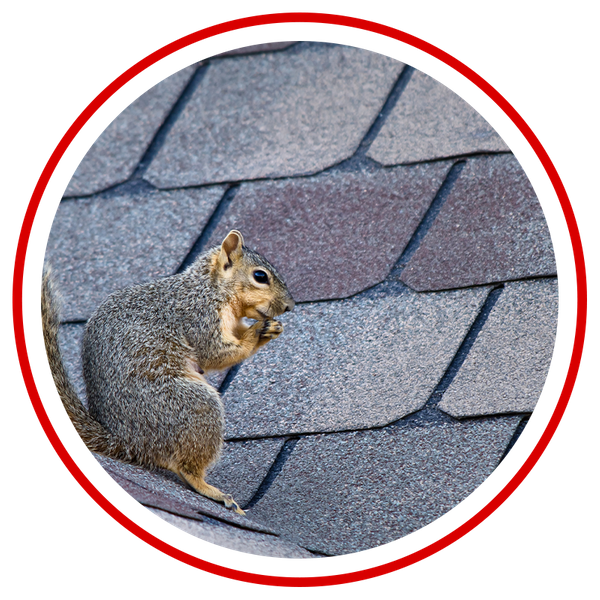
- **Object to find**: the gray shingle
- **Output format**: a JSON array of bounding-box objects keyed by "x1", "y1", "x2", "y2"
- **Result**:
[
  {"x1": 144, "y1": 43, "x2": 404, "y2": 187},
  {"x1": 248, "y1": 417, "x2": 520, "y2": 555},
  {"x1": 46, "y1": 185, "x2": 225, "y2": 320},
  {"x1": 367, "y1": 69, "x2": 509, "y2": 165},
  {"x1": 438, "y1": 279, "x2": 558, "y2": 417},
  {"x1": 223, "y1": 282, "x2": 489, "y2": 439},
  {"x1": 148, "y1": 508, "x2": 315, "y2": 558},
  {"x1": 206, "y1": 438, "x2": 286, "y2": 507},
  {"x1": 64, "y1": 66, "x2": 196, "y2": 197}
]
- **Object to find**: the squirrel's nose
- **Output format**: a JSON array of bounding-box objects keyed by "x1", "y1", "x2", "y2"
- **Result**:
[{"x1": 284, "y1": 299, "x2": 295, "y2": 312}]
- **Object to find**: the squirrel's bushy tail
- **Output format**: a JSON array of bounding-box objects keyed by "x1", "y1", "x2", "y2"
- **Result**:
[{"x1": 42, "y1": 268, "x2": 127, "y2": 459}]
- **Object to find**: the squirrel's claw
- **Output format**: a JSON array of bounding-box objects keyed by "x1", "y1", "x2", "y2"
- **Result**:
[
  {"x1": 223, "y1": 493, "x2": 246, "y2": 516},
  {"x1": 259, "y1": 318, "x2": 283, "y2": 340}
]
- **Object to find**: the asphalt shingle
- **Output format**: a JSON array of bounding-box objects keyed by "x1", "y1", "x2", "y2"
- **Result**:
[
  {"x1": 206, "y1": 438, "x2": 285, "y2": 507},
  {"x1": 367, "y1": 69, "x2": 509, "y2": 165},
  {"x1": 64, "y1": 66, "x2": 197, "y2": 197},
  {"x1": 438, "y1": 279, "x2": 558, "y2": 417},
  {"x1": 148, "y1": 507, "x2": 314, "y2": 558},
  {"x1": 205, "y1": 162, "x2": 452, "y2": 302},
  {"x1": 223, "y1": 282, "x2": 489, "y2": 439},
  {"x1": 248, "y1": 417, "x2": 520, "y2": 555},
  {"x1": 144, "y1": 43, "x2": 404, "y2": 187},
  {"x1": 400, "y1": 154, "x2": 556, "y2": 291},
  {"x1": 46, "y1": 185, "x2": 225, "y2": 320}
]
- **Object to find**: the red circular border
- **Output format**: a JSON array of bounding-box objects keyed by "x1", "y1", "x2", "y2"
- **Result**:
[{"x1": 13, "y1": 13, "x2": 587, "y2": 587}]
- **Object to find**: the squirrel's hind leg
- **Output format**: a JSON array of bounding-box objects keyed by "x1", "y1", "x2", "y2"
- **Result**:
[{"x1": 178, "y1": 470, "x2": 246, "y2": 516}]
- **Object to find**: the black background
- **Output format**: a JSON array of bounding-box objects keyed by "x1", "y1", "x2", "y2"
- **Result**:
[{"x1": 8, "y1": 7, "x2": 597, "y2": 597}]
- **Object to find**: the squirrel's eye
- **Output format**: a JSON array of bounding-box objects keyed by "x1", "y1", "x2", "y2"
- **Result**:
[{"x1": 253, "y1": 270, "x2": 269, "y2": 284}]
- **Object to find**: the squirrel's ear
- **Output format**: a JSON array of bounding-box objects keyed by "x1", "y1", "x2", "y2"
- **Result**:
[{"x1": 218, "y1": 230, "x2": 244, "y2": 270}]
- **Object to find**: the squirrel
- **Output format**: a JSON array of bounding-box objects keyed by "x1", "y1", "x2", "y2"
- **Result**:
[{"x1": 42, "y1": 230, "x2": 295, "y2": 515}]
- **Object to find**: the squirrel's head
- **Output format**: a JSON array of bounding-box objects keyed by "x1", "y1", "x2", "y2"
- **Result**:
[{"x1": 212, "y1": 230, "x2": 295, "y2": 319}]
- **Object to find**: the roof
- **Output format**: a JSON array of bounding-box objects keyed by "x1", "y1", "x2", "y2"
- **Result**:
[{"x1": 46, "y1": 41, "x2": 557, "y2": 558}]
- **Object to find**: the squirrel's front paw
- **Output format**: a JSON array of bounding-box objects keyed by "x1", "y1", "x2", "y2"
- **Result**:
[{"x1": 259, "y1": 318, "x2": 283, "y2": 340}]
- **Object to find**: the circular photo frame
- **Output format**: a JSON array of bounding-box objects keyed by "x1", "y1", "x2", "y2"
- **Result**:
[{"x1": 14, "y1": 13, "x2": 586, "y2": 586}]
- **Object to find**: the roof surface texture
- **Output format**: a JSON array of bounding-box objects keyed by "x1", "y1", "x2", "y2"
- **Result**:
[{"x1": 47, "y1": 42, "x2": 558, "y2": 558}]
